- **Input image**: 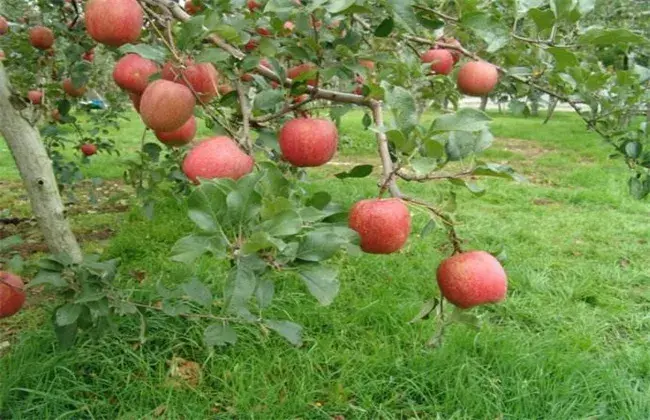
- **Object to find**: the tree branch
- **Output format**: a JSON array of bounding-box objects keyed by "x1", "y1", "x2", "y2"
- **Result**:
[
  {"x1": 397, "y1": 169, "x2": 474, "y2": 182},
  {"x1": 235, "y1": 80, "x2": 253, "y2": 153},
  {"x1": 370, "y1": 100, "x2": 401, "y2": 198}
]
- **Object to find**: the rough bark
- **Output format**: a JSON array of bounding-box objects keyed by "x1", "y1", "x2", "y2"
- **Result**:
[{"x1": 0, "y1": 64, "x2": 82, "y2": 263}]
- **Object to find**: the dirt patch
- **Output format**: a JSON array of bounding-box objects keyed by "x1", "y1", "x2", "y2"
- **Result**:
[{"x1": 495, "y1": 137, "x2": 553, "y2": 159}]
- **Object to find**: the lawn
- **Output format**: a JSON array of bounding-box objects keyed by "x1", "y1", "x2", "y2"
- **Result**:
[{"x1": 1, "y1": 110, "x2": 649, "y2": 419}]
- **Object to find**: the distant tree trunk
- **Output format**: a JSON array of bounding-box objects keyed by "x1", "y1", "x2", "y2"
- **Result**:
[
  {"x1": 479, "y1": 95, "x2": 488, "y2": 111},
  {"x1": 544, "y1": 97, "x2": 559, "y2": 124},
  {"x1": 0, "y1": 64, "x2": 82, "y2": 263}
]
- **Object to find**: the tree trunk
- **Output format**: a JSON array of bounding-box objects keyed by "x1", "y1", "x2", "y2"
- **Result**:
[
  {"x1": 0, "y1": 64, "x2": 82, "y2": 263},
  {"x1": 479, "y1": 95, "x2": 488, "y2": 111},
  {"x1": 544, "y1": 97, "x2": 559, "y2": 124}
]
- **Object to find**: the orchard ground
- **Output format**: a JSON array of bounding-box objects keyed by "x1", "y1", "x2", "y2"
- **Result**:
[{"x1": 1, "y1": 110, "x2": 650, "y2": 418}]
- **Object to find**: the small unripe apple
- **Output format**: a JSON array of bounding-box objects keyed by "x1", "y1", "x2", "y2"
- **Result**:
[
  {"x1": 29, "y1": 26, "x2": 54, "y2": 50},
  {"x1": 139, "y1": 79, "x2": 196, "y2": 132},
  {"x1": 348, "y1": 198, "x2": 411, "y2": 254},
  {"x1": 287, "y1": 63, "x2": 317, "y2": 86},
  {"x1": 182, "y1": 137, "x2": 254, "y2": 183},
  {"x1": 0, "y1": 272, "x2": 26, "y2": 319},
  {"x1": 28, "y1": 90, "x2": 43, "y2": 105},
  {"x1": 113, "y1": 53, "x2": 159, "y2": 94},
  {"x1": 247, "y1": 0, "x2": 261, "y2": 12},
  {"x1": 436, "y1": 251, "x2": 507, "y2": 309},
  {"x1": 85, "y1": 0, "x2": 143, "y2": 47},
  {"x1": 421, "y1": 49, "x2": 454, "y2": 75},
  {"x1": 155, "y1": 116, "x2": 197, "y2": 147},
  {"x1": 283, "y1": 21, "x2": 295, "y2": 32},
  {"x1": 279, "y1": 118, "x2": 338, "y2": 167},
  {"x1": 0, "y1": 16, "x2": 9, "y2": 35},
  {"x1": 62, "y1": 78, "x2": 87, "y2": 97},
  {"x1": 457, "y1": 61, "x2": 499, "y2": 96},
  {"x1": 81, "y1": 143, "x2": 98, "y2": 156}
]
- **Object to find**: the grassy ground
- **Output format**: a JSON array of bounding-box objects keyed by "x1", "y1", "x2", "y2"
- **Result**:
[{"x1": 1, "y1": 110, "x2": 649, "y2": 419}]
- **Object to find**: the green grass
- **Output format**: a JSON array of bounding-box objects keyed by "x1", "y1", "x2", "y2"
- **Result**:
[{"x1": 1, "y1": 110, "x2": 649, "y2": 419}]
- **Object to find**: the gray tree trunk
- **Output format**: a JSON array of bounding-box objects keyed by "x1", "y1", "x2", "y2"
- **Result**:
[
  {"x1": 479, "y1": 95, "x2": 488, "y2": 111},
  {"x1": 0, "y1": 64, "x2": 82, "y2": 263},
  {"x1": 544, "y1": 97, "x2": 559, "y2": 124}
]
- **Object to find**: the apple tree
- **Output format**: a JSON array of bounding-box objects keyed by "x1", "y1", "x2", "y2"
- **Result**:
[{"x1": 1, "y1": 0, "x2": 649, "y2": 346}]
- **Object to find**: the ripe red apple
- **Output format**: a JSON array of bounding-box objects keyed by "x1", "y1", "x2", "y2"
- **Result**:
[
  {"x1": 81, "y1": 143, "x2": 98, "y2": 156},
  {"x1": 0, "y1": 272, "x2": 26, "y2": 319},
  {"x1": 185, "y1": 0, "x2": 203, "y2": 14},
  {"x1": 0, "y1": 16, "x2": 9, "y2": 35},
  {"x1": 139, "y1": 79, "x2": 196, "y2": 132},
  {"x1": 28, "y1": 90, "x2": 43, "y2": 105},
  {"x1": 359, "y1": 60, "x2": 375, "y2": 71},
  {"x1": 129, "y1": 92, "x2": 141, "y2": 112},
  {"x1": 29, "y1": 26, "x2": 54, "y2": 50},
  {"x1": 155, "y1": 116, "x2": 197, "y2": 147},
  {"x1": 421, "y1": 49, "x2": 454, "y2": 75},
  {"x1": 85, "y1": 0, "x2": 143, "y2": 47},
  {"x1": 457, "y1": 61, "x2": 499, "y2": 96},
  {"x1": 113, "y1": 54, "x2": 159, "y2": 94},
  {"x1": 348, "y1": 198, "x2": 411, "y2": 254},
  {"x1": 82, "y1": 49, "x2": 95, "y2": 62},
  {"x1": 288, "y1": 63, "x2": 317, "y2": 86},
  {"x1": 162, "y1": 60, "x2": 219, "y2": 103},
  {"x1": 247, "y1": 0, "x2": 261, "y2": 12},
  {"x1": 256, "y1": 27, "x2": 271, "y2": 37},
  {"x1": 62, "y1": 78, "x2": 87, "y2": 97},
  {"x1": 245, "y1": 38, "x2": 258, "y2": 52},
  {"x1": 436, "y1": 251, "x2": 508, "y2": 309},
  {"x1": 218, "y1": 83, "x2": 234, "y2": 95},
  {"x1": 279, "y1": 118, "x2": 338, "y2": 167},
  {"x1": 182, "y1": 137, "x2": 254, "y2": 183}
]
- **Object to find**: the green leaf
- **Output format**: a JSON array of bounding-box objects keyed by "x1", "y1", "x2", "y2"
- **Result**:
[
  {"x1": 182, "y1": 277, "x2": 213, "y2": 308},
  {"x1": 265, "y1": 319, "x2": 303, "y2": 346},
  {"x1": 307, "y1": 192, "x2": 332, "y2": 210},
  {"x1": 411, "y1": 157, "x2": 438, "y2": 175},
  {"x1": 629, "y1": 177, "x2": 649, "y2": 200},
  {"x1": 334, "y1": 164, "x2": 374, "y2": 179},
  {"x1": 162, "y1": 301, "x2": 191, "y2": 316},
  {"x1": 386, "y1": 86, "x2": 418, "y2": 134},
  {"x1": 578, "y1": 29, "x2": 648, "y2": 46},
  {"x1": 445, "y1": 129, "x2": 494, "y2": 161},
  {"x1": 142, "y1": 142, "x2": 162, "y2": 162},
  {"x1": 449, "y1": 178, "x2": 486, "y2": 196},
  {"x1": 258, "y1": 210, "x2": 302, "y2": 237},
  {"x1": 528, "y1": 8, "x2": 555, "y2": 32},
  {"x1": 0, "y1": 235, "x2": 22, "y2": 252},
  {"x1": 547, "y1": 47, "x2": 579, "y2": 71},
  {"x1": 118, "y1": 44, "x2": 166, "y2": 63},
  {"x1": 255, "y1": 277, "x2": 275, "y2": 309},
  {"x1": 408, "y1": 298, "x2": 438, "y2": 323},
  {"x1": 326, "y1": 0, "x2": 356, "y2": 14},
  {"x1": 461, "y1": 12, "x2": 509, "y2": 52},
  {"x1": 431, "y1": 108, "x2": 492, "y2": 133},
  {"x1": 29, "y1": 270, "x2": 68, "y2": 288},
  {"x1": 226, "y1": 263, "x2": 257, "y2": 312},
  {"x1": 472, "y1": 163, "x2": 527, "y2": 182},
  {"x1": 297, "y1": 264, "x2": 339, "y2": 306},
  {"x1": 204, "y1": 323, "x2": 237, "y2": 347},
  {"x1": 242, "y1": 231, "x2": 276, "y2": 254},
  {"x1": 388, "y1": 0, "x2": 417, "y2": 34},
  {"x1": 374, "y1": 18, "x2": 394, "y2": 37},
  {"x1": 297, "y1": 231, "x2": 344, "y2": 262},
  {"x1": 196, "y1": 48, "x2": 231, "y2": 64},
  {"x1": 56, "y1": 304, "x2": 83, "y2": 326},
  {"x1": 516, "y1": 0, "x2": 545, "y2": 17},
  {"x1": 420, "y1": 218, "x2": 437, "y2": 237},
  {"x1": 54, "y1": 321, "x2": 77, "y2": 349},
  {"x1": 170, "y1": 234, "x2": 228, "y2": 264},
  {"x1": 187, "y1": 183, "x2": 229, "y2": 232}
]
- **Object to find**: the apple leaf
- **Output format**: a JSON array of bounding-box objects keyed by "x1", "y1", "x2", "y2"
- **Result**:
[
  {"x1": 265, "y1": 319, "x2": 303, "y2": 346},
  {"x1": 297, "y1": 264, "x2": 339, "y2": 306},
  {"x1": 335, "y1": 164, "x2": 374, "y2": 179},
  {"x1": 204, "y1": 323, "x2": 238, "y2": 347}
]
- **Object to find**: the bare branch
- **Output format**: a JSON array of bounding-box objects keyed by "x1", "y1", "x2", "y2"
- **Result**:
[
  {"x1": 412, "y1": 4, "x2": 459, "y2": 23},
  {"x1": 235, "y1": 80, "x2": 253, "y2": 153},
  {"x1": 370, "y1": 100, "x2": 401, "y2": 198},
  {"x1": 397, "y1": 169, "x2": 474, "y2": 182},
  {"x1": 251, "y1": 96, "x2": 316, "y2": 124}
]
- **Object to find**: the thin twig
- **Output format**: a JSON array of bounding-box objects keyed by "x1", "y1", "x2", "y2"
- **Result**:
[
  {"x1": 251, "y1": 96, "x2": 316, "y2": 124},
  {"x1": 397, "y1": 168, "x2": 474, "y2": 182},
  {"x1": 235, "y1": 80, "x2": 253, "y2": 153},
  {"x1": 370, "y1": 100, "x2": 401, "y2": 198},
  {"x1": 401, "y1": 196, "x2": 462, "y2": 255}
]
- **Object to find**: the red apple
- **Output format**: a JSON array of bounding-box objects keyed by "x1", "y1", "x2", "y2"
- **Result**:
[
  {"x1": 256, "y1": 27, "x2": 271, "y2": 37},
  {"x1": 28, "y1": 90, "x2": 43, "y2": 105},
  {"x1": 162, "y1": 60, "x2": 219, "y2": 103},
  {"x1": 82, "y1": 49, "x2": 95, "y2": 62},
  {"x1": 155, "y1": 116, "x2": 197, "y2": 147},
  {"x1": 245, "y1": 38, "x2": 258, "y2": 52},
  {"x1": 85, "y1": 0, "x2": 143, "y2": 47},
  {"x1": 359, "y1": 59, "x2": 375, "y2": 71},
  {"x1": 247, "y1": 0, "x2": 261, "y2": 12},
  {"x1": 185, "y1": 0, "x2": 203, "y2": 14},
  {"x1": 62, "y1": 78, "x2": 87, "y2": 97},
  {"x1": 113, "y1": 54, "x2": 159, "y2": 94},
  {"x1": 139, "y1": 79, "x2": 196, "y2": 132},
  {"x1": 348, "y1": 198, "x2": 411, "y2": 254},
  {"x1": 421, "y1": 49, "x2": 454, "y2": 75},
  {"x1": 0, "y1": 50, "x2": 5, "y2": 60},
  {"x1": 29, "y1": 26, "x2": 54, "y2": 50},
  {"x1": 182, "y1": 137, "x2": 254, "y2": 183},
  {"x1": 129, "y1": 92, "x2": 141, "y2": 112},
  {"x1": 279, "y1": 118, "x2": 338, "y2": 167},
  {"x1": 283, "y1": 21, "x2": 295, "y2": 32},
  {"x1": 81, "y1": 143, "x2": 98, "y2": 156},
  {"x1": 51, "y1": 109, "x2": 61, "y2": 122},
  {"x1": 0, "y1": 16, "x2": 9, "y2": 35},
  {"x1": 440, "y1": 37, "x2": 462, "y2": 64},
  {"x1": 0, "y1": 272, "x2": 26, "y2": 319},
  {"x1": 218, "y1": 83, "x2": 234, "y2": 95},
  {"x1": 457, "y1": 61, "x2": 499, "y2": 96},
  {"x1": 436, "y1": 251, "x2": 508, "y2": 309},
  {"x1": 287, "y1": 63, "x2": 317, "y2": 86}
]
